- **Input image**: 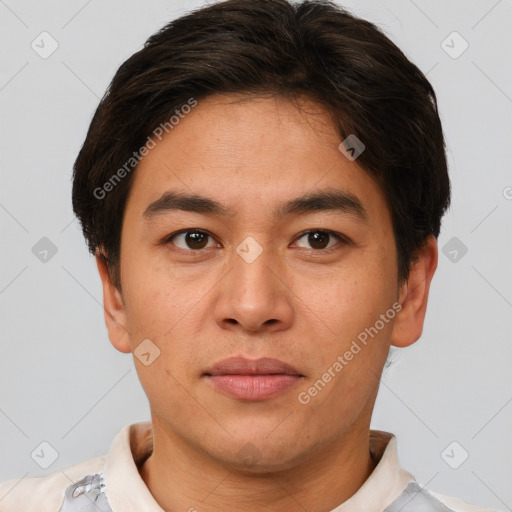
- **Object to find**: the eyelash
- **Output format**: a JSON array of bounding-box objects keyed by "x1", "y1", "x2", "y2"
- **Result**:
[{"x1": 162, "y1": 229, "x2": 351, "y2": 253}]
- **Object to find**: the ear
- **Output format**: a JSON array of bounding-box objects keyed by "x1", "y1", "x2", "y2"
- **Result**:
[
  {"x1": 95, "y1": 251, "x2": 131, "y2": 354},
  {"x1": 390, "y1": 235, "x2": 438, "y2": 348}
]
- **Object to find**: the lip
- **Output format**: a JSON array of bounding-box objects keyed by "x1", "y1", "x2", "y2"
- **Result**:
[{"x1": 203, "y1": 357, "x2": 304, "y2": 401}]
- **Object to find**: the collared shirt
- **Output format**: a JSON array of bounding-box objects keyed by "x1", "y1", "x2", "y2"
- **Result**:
[{"x1": 0, "y1": 421, "x2": 495, "y2": 511}]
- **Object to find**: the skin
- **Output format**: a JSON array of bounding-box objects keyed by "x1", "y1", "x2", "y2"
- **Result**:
[{"x1": 96, "y1": 93, "x2": 438, "y2": 512}]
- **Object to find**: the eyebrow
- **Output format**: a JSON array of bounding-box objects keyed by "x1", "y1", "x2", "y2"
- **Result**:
[{"x1": 143, "y1": 189, "x2": 368, "y2": 222}]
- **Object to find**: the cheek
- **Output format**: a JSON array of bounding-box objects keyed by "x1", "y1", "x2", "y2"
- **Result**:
[
  {"x1": 331, "y1": 283, "x2": 393, "y2": 333},
  {"x1": 314, "y1": 265, "x2": 393, "y2": 328},
  {"x1": 124, "y1": 282, "x2": 169, "y2": 337},
  {"x1": 300, "y1": 252, "x2": 397, "y2": 365},
  {"x1": 121, "y1": 248, "x2": 185, "y2": 332},
  {"x1": 122, "y1": 263, "x2": 210, "y2": 374},
  {"x1": 122, "y1": 275, "x2": 203, "y2": 415}
]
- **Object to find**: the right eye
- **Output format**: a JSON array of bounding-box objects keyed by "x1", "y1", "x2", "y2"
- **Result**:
[{"x1": 164, "y1": 229, "x2": 220, "y2": 251}]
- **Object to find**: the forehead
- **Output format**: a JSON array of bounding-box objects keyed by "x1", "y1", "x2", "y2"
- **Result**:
[{"x1": 124, "y1": 94, "x2": 390, "y2": 225}]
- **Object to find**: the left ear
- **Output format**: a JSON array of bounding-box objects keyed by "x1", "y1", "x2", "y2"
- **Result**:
[{"x1": 390, "y1": 235, "x2": 438, "y2": 348}]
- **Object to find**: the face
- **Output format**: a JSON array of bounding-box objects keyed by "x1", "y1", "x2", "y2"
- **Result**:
[{"x1": 99, "y1": 94, "x2": 434, "y2": 472}]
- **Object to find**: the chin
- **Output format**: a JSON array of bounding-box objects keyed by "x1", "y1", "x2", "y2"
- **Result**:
[
  {"x1": 222, "y1": 449, "x2": 306, "y2": 475},
  {"x1": 204, "y1": 431, "x2": 313, "y2": 474}
]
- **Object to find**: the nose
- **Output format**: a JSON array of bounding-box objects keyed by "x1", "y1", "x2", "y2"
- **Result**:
[{"x1": 214, "y1": 241, "x2": 294, "y2": 333}]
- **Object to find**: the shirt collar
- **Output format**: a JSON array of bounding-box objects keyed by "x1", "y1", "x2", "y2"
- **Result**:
[
  {"x1": 330, "y1": 431, "x2": 414, "y2": 511},
  {"x1": 102, "y1": 422, "x2": 413, "y2": 512},
  {"x1": 103, "y1": 421, "x2": 163, "y2": 511}
]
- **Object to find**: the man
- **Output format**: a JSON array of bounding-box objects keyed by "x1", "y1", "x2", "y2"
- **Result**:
[{"x1": 0, "y1": 0, "x2": 496, "y2": 510}]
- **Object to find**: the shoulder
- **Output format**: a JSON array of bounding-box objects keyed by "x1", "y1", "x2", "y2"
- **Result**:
[
  {"x1": 386, "y1": 481, "x2": 498, "y2": 512},
  {"x1": 431, "y1": 489, "x2": 498, "y2": 512},
  {"x1": 0, "y1": 455, "x2": 106, "y2": 512}
]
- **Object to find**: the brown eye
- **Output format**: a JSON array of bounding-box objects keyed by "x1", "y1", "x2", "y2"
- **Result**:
[
  {"x1": 166, "y1": 230, "x2": 217, "y2": 250},
  {"x1": 294, "y1": 230, "x2": 345, "y2": 250},
  {"x1": 185, "y1": 231, "x2": 209, "y2": 249},
  {"x1": 308, "y1": 231, "x2": 330, "y2": 249}
]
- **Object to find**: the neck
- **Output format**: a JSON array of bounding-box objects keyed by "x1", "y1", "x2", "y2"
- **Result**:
[{"x1": 138, "y1": 419, "x2": 377, "y2": 512}]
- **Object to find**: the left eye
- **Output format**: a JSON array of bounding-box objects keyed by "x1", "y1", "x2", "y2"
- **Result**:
[
  {"x1": 166, "y1": 230, "x2": 219, "y2": 250},
  {"x1": 294, "y1": 230, "x2": 344, "y2": 250}
]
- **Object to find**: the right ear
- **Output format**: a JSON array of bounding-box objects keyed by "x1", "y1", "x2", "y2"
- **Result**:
[{"x1": 95, "y1": 251, "x2": 131, "y2": 354}]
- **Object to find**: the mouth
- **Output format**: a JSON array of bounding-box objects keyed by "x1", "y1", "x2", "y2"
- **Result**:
[{"x1": 203, "y1": 357, "x2": 304, "y2": 401}]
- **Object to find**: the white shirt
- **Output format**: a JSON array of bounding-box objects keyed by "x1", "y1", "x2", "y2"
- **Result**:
[{"x1": 0, "y1": 421, "x2": 495, "y2": 511}]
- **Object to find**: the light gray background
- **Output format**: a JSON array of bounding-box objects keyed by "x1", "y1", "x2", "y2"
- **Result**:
[{"x1": 1, "y1": 0, "x2": 511, "y2": 509}]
